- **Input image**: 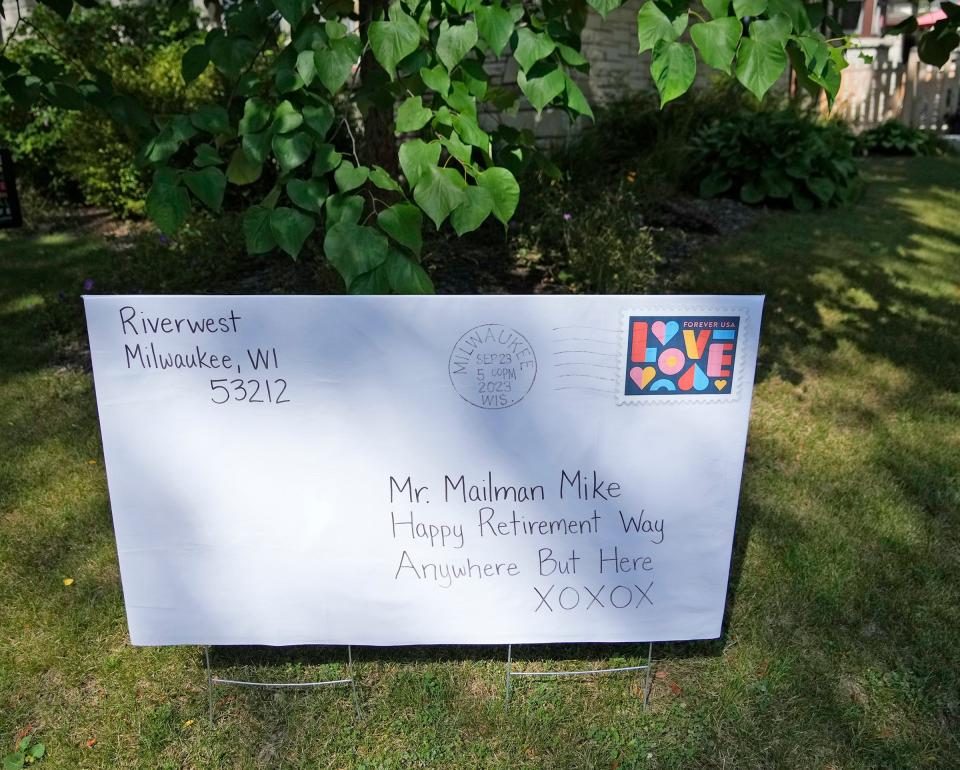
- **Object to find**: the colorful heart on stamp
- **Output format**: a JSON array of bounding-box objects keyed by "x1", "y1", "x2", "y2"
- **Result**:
[
  {"x1": 651, "y1": 320, "x2": 679, "y2": 345},
  {"x1": 629, "y1": 366, "x2": 656, "y2": 390},
  {"x1": 693, "y1": 363, "x2": 709, "y2": 391},
  {"x1": 679, "y1": 363, "x2": 710, "y2": 391},
  {"x1": 715, "y1": 379, "x2": 728, "y2": 391}
]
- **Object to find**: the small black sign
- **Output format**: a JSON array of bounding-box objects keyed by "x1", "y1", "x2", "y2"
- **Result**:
[{"x1": 0, "y1": 149, "x2": 23, "y2": 229}]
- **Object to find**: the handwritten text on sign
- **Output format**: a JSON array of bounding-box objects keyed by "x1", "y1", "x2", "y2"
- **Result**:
[{"x1": 84, "y1": 295, "x2": 763, "y2": 646}]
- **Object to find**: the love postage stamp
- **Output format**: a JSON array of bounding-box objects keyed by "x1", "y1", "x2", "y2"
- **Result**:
[{"x1": 619, "y1": 314, "x2": 743, "y2": 401}]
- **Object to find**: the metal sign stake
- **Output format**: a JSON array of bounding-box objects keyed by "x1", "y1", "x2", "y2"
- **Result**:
[
  {"x1": 504, "y1": 643, "x2": 654, "y2": 712},
  {"x1": 204, "y1": 645, "x2": 362, "y2": 725}
]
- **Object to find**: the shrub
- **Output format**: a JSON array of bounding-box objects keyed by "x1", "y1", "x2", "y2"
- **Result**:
[
  {"x1": 518, "y1": 181, "x2": 660, "y2": 294},
  {"x1": 562, "y1": 77, "x2": 755, "y2": 190},
  {"x1": 856, "y1": 120, "x2": 944, "y2": 156},
  {"x1": 0, "y1": 3, "x2": 217, "y2": 215},
  {"x1": 690, "y1": 109, "x2": 861, "y2": 210}
]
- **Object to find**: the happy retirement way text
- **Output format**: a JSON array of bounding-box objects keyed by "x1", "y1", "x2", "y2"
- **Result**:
[{"x1": 389, "y1": 470, "x2": 665, "y2": 614}]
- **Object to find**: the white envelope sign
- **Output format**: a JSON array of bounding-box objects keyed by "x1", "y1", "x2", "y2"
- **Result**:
[{"x1": 83, "y1": 294, "x2": 763, "y2": 646}]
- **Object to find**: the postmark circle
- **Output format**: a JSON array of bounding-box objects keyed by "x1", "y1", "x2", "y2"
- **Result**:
[{"x1": 448, "y1": 324, "x2": 537, "y2": 409}]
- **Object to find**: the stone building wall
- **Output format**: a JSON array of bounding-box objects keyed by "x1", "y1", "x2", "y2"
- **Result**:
[{"x1": 483, "y1": 1, "x2": 653, "y2": 144}]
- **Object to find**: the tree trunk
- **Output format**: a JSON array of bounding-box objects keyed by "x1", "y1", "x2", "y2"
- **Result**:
[{"x1": 357, "y1": 0, "x2": 399, "y2": 175}]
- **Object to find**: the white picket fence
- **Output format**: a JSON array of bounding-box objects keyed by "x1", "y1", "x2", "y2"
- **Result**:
[{"x1": 835, "y1": 48, "x2": 960, "y2": 131}]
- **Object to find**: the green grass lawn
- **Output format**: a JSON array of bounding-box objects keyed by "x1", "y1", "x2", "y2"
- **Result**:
[{"x1": 1, "y1": 157, "x2": 958, "y2": 769}]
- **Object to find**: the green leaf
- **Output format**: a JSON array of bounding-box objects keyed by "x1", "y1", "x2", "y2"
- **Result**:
[
  {"x1": 476, "y1": 166, "x2": 520, "y2": 224},
  {"x1": 272, "y1": 131, "x2": 313, "y2": 172},
  {"x1": 517, "y1": 65, "x2": 566, "y2": 113},
  {"x1": 767, "y1": 0, "x2": 808, "y2": 31},
  {"x1": 377, "y1": 203, "x2": 423, "y2": 254},
  {"x1": 513, "y1": 28, "x2": 556, "y2": 71},
  {"x1": 651, "y1": 40, "x2": 696, "y2": 106},
  {"x1": 918, "y1": 27, "x2": 960, "y2": 68},
  {"x1": 190, "y1": 104, "x2": 230, "y2": 135},
  {"x1": 452, "y1": 113, "x2": 490, "y2": 151},
  {"x1": 440, "y1": 131, "x2": 473, "y2": 163},
  {"x1": 396, "y1": 95, "x2": 433, "y2": 132},
  {"x1": 272, "y1": 99, "x2": 304, "y2": 133},
  {"x1": 184, "y1": 167, "x2": 226, "y2": 211},
  {"x1": 806, "y1": 176, "x2": 835, "y2": 204},
  {"x1": 327, "y1": 19, "x2": 349, "y2": 38},
  {"x1": 44, "y1": 82, "x2": 86, "y2": 110},
  {"x1": 324, "y1": 222, "x2": 390, "y2": 285},
  {"x1": 29, "y1": 743, "x2": 45, "y2": 759},
  {"x1": 350, "y1": 265, "x2": 393, "y2": 294},
  {"x1": 437, "y1": 20, "x2": 479, "y2": 71},
  {"x1": 761, "y1": 166, "x2": 792, "y2": 198},
  {"x1": 226, "y1": 146, "x2": 263, "y2": 184},
  {"x1": 735, "y1": 35, "x2": 788, "y2": 100},
  {"x1": 740, "y1": 181, "x2": 765, "y2": 204},
  {"x1": 450, "y1": 185, "x2": 494, "y2": 235},
  {"x1": 270, "y1": 206, "x2": 316, "y2": 258},
  {"x1": 369, "y1": 6, "x2": 422, "y2": 80},
  {"x1": 242, "y1": 130, "x2": 271, "y2": 164},
  {"x1": 326, "y1": 193, "x2": 364, "y2": 225},
  {"x1": 751, "y1": 14, "x2": 791, "y2": 45},
  {"x1": 302, "y1": 103, "x2": 335, "y2": 136},
  {"x1": 703, "y1": 0, "x2": 731, "y2": 19},
  {"x1": 146, "y1": 176, "x2": 190, "y2": 234},
  {"x1": 274, "y1": 0, "x2": 311, "y2": 26},
  {"x1": 286, "y1": 178, "x2": 328, "y2": 213},
  {"x1": 182, "y1": 44, "x2": 209, "y2": 84},
  {"x1": 334, "y1": 161, "x2": 370, "y2": 191},
  {"x1": 262, "y1": 186, "x2": 282, "y2": 209},
  {"x1": 313, "y1": 144, "x2": 343, "y2": 174},
  {"x1": 557, "y1": 43, "x2": 589, "y2": 67},
  {"x1": 476, "y1": 4, "x2": 514, "y2": 57},
  {"x1": 315, "y1": 35, "x2": 362, "y2": 94},
  {"x1": 813, "y1": 57, "x2": 842, "y2": 104},
  {"x1": 296, "y1": 48, "x2": 317, "y2": 86},
  {"x1": 446, "y1": 81, "x2": 478, "y2": 116},
  {"x1": 587, "y1": 0, "x2": 625, "y2": 19},
  {"x1": 240, "y1": 97, "x2": 272, "y2": 135},
  {"x1": 563, "y1": 74, "x2": 594, "y2": 118},
  {"x1": 144, "y1": 125, "x2": 178, "y2": 164},
  {"x1": 733, "y1": 0, "x2": 767, "y2": 16},
  {"x1": 193, "y1": 144, "x2": 223, "y2": 167},
  {"x1": 370, "y1": 166, "x2": 402, "y2": 191},
  {"x1": 386, "y1": 249, "x2": 434, "y2": 293},
  {"x1": 398, "y1": 139, "x2": 442, "y2": 188},
  {"x1": 3, "y1": 75, "x2": 37, "y2": 108},
  {"x1": 637, "y1": 3, "x2": 687, "y2": 54},
  {"x1": 0, "y1": 57, "x2": 19, "y2": 78},
  {"x1": 4, "y1": 752, "x2": 25, "y2": 770},
  {"x1": 465, "y1": 55, "x2": 493, "y2": 93},
  {"x1": 700, "y1": 170, "x2": 732, "y2": 197},
  {"x1": 275, "y1": 66, "x2": 304, "y2": 94},
  {"x1": 420, "y1": 65, "x2": 450, "y2": 95},
  {"x1": 690, "y1": 17, "x2": 742, "y2": 74},
  {"x1": 413, "y1": 165, "x2": 468, "y2": 228},
  {"x1": 209, "y1": 34, "x2": 257, "y2": 78}
]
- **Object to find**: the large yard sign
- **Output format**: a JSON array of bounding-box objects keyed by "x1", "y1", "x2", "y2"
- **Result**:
[{"x1": 84, "y1": 295, "x2": 763, "y2": 646}]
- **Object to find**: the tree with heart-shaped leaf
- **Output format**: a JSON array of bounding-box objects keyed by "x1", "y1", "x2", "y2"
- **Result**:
[{"x1": 1, "y1": 0, "x2": 952, "y2": 294}]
